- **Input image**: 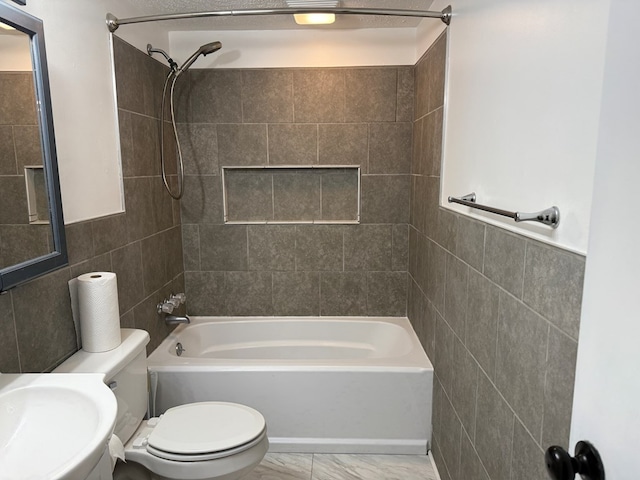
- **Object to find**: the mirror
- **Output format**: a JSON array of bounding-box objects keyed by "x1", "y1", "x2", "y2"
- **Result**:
[{"x1": 0, "y1": 3, "x2": 67, "y2": 292}]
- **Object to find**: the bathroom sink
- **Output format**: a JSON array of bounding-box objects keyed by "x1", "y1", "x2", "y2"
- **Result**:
[{"x1": 0, "y1": 373, "x2": 117, "y2": 479}]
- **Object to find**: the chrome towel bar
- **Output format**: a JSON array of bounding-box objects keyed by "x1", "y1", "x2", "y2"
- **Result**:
[{"x1": 447, "y1": 193, "x2": 560, "y2": 228}]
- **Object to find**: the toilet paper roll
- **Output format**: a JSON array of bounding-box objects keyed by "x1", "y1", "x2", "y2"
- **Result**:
[
  {"x1": 108, "y1": 434, "x2": 126, "y2": 469},
  {"x1": 78, "y1": 272, "x2": 121, "y2": 352}
]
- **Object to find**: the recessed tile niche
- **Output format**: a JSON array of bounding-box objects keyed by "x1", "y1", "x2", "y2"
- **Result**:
[{"x1": 222, "y1": 166, "x2": 360, "y2": 224}]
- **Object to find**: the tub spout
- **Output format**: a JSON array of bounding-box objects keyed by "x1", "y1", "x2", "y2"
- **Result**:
[{"x1": 165, "y1": 315, "x2": 190, "y2": 325}]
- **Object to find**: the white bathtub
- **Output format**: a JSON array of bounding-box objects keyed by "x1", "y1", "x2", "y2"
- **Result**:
[{"x1": 147, "y1": 316, "x2": 433, "y2": 454}]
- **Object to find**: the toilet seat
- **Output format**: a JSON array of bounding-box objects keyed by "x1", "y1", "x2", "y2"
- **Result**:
[{"x1": 139, "y1": 402, "x2": 266, "y2": 462}]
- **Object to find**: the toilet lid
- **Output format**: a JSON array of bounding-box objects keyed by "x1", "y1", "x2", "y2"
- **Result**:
[{"x1": 147, "y1": 402, "x2": 266, "y2": 455}]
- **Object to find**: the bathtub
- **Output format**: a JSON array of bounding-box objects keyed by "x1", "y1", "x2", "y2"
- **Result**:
[{"x1": 147, "y1": 316, "x2": 433, "y2": 454}]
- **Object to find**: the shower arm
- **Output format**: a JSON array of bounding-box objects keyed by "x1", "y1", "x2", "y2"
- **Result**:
[{"x1": 106, "y1": 5, "x2": 452, "y2": 32}]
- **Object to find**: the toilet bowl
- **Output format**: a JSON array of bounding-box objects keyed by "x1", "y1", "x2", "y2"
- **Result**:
[{"x1": 55, "y1": 329, "x2": 268, "y2": 480}]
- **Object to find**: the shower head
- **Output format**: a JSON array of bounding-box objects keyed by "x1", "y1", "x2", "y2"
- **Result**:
[{"x1": 176, "y1": 41, "x2": 222, "y2": 75}]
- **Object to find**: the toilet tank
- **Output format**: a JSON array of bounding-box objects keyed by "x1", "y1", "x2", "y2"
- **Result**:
[{"x1": 54, "y1": 329, "x2": 150, "y2": 444}]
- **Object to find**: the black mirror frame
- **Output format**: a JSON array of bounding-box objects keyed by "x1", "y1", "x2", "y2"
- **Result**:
[{"x1": 0, "y1": 3, "x2": 67, "y2": 292}]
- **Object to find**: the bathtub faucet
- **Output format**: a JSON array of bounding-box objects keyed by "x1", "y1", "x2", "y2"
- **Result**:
[
  {"x1": 157, "y1": 293, "x2": 189, "y2": 325},
  {"x1": 157, "y1": 292, "x2": 186, "y2": 314},
  {"x1": 164, "y1": 314, "x2": 190, "y2": 325}
]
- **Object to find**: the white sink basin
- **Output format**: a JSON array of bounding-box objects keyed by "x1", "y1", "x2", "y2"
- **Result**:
[{"x1": 0, "y1": 373, "x2": 117, "y2": 480}]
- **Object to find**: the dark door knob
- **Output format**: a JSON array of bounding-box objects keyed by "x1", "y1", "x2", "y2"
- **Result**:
[{"x1": 545, "y1": 441, "x2": 605, "y2": 480}]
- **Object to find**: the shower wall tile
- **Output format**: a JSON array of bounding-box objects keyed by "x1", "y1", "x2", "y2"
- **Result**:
[
  {"x1": 474, "y1": 373, "x2": 515, "y2": 480},
  {"x1": 225, "y1": 171, "x2": 273, "y2": 222},
  {"x1": 151, "y1": 178, "x2": 175, "y2": 232},
  {"x1": 360, "y1": 175, "x2": 410, "y2": 224},
  {"x1": 181, "y1": 175, "x2": 224, "y2": 224},
  {"x1": 523, "y1": 241, "x2": 585, "y2": 339},
  {"x1": 0, "y1": 125, "x2": 16, "y2": 175},
  {"x1": 320, "y1": 272, "x2": 367, "y2": 316},
  {"x1": 0, "y1": 293, "x2": 20, "y2": 373},
  {"x1": 397, "y1": 67, "x2": 415, "y2": 122},
  {"x1": 444, "y1": 252, "x2": 468, "y2": 338},
  {"x1": 496, "y1": 293, "x2": 548, "y2": 440},
  {"x1": 225, "y1": 271, "x2": 274, "y2": 316},
  {"x1": 185, "y1": 271, "x2": 226, "y2": 315},
  {"x1": 140, "y1": 232, "x2": 169, "y2": 295},
  {"x1": 0, "y1": 73, "x2": 37, "y2": 126},
  {"x1": 217, "y1": 124, "x2": 268, "y2": 166},
  {"x1": 200, "y1": 225, "x2": 248, "y2": 271},
  {"x1": 344, "y1": 225, "x2": 392, "y2": 271},
  {"x1": 12, "y1": 267, "x2": 75, "y2": 372},
  {"x1": 392, "y1": 224, "x2": 409, "y2": 271},
  {"x1": 434, "y1": 313, "x2": 455, "y2": 396},
  {"x1": 190, "y1": 70, "x2": 243, "y2": 123},
  {"x1": 112, "y1": 36, "x2": 145, "y2": 115},
  {"x1": 242, "y1": 70, "x2": 293, "y2": 123},
  {"x1": 438, "y1": 394, "x2": 462, "y2": 480},
  {"x1": 0, "y1": 177, "x2": 28, "y2": 225},
  {"x1": 179, "y1": 64, "x2": 412, "y2": 318},
  {"x1": 320, "y1": 171, "x2": 359, "y2": 221},
  {"x1": 13, "y1": 125, "x2": 42, "y2": 169},
  {"x1": 0, "y1": 225, "x2": 49, "y2": 266},
  {"x1": 273, "y1": 272, "x2": 320, "y2": 316},
  {"x1": 129, "y1": 112, "x2": 159, "y2": 177},
  {"x1": 178, "y1": 123, "x2": 218, "y2": 175},
  {"x1": 296, "y1": 225, "x2": 343, "y2": 271},
  {"x1": 318, "y1": 123, "x2": 368, "y2": 167},
  {"x1": 434, "y1": 208, "x2": 458, "y2": 255},
  {"x1": 247, "y1": 225, "x2": 296, "y2": 271},
  {"x1": 511, "y1": 420, "x2": 548, "y2": 480},
  {"x1": 366, "y1": 271, "x2": 407, "y2": 316},
  {"x1": 273, "y1": 172, "x2": 321, "y2": 221},
  {"x1": 455, "y1": 215, "x2": 485, "y2": 272},
  {"x1": 484, "y1": 226, "x2": 526, "y2": 299},
  {"x1": 124, "y1": 177, "x2": 156, "y2": 242},
  {"x1": 368, "y1": 123, "x2": 412, "y2": 174},
  {"x1": 465, "y1": 269, "x2": 499, "y2": 379},
  {"x1": 345, "y1": 68, "x2": 397, "y2": 122},
  {"x1": 451, "y1": 338, "x2": 478, "y2": 440},
  {"x1": 293, "y1": 69, "x2": 345, "y2": 123},
  {"x1": 182, "y1": 224, "x2": 200, "y2": 271},
  {"x1": 92, "y1": 213, "x2": 128, "y2": 256},
  {"x1": 118, "y1": 110, "x2": 135, "y2": 175},
  {"x1": 268, "y1": 124, "x2": 318, "y2": 165},
  {"x1": 111, "y1": 242, "x2": 144, "y2": 315},
  {"x1": 65, "y1": 221, "x2": 95, "y2": 265},
  {"x1": 542, "y1": 328, "x2": 578, "y2": 448},
  {"x1": 70, "y1": 253, "x2": 112, "y2": 279},
  {"x1": 427, "y1": 34, "x2": 447, "y2": 114},
  {"x1": 460, "y1": 432, "x2": 491, "y2": 480}
]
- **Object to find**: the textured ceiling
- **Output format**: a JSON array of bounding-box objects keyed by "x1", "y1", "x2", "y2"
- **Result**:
[{"x1": 115, "y1": 0, "x2": 438, "y2": 31}]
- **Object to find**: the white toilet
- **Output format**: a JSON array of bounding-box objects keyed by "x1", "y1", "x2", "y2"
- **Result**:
[{"x1": 55, "y1": 329, "x2": 268, "y2": 480}]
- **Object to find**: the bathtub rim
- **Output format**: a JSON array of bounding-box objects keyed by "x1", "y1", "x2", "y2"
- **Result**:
[{"x1": 148, "y1": 316, "x2": 433, "y2": 373}]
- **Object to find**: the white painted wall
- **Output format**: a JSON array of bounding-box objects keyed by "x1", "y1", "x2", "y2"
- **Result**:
[
  {"x1": 169, "y1": 28, "x2": 418, "y2": 69},
  {"x1": 420, "y1": 0, "x2": 610, "y2": 254},
  {"x1": 0, "y1": 33, "x2": 31, "y2": 71},
  {"x1": 570, "y1": 0, "x2": 640, "y2": 476},
  {"x1": 19, "y1": 0, "x2": 168, "y2": 223}
]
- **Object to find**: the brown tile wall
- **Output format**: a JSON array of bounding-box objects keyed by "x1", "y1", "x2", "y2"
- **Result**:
[
  {"x1": 410, "y1": 32, "x2": 585, "y2": 480},
  {"x1": 0, "y1": 72, "x2": 50, "y2": 266},
  {"x1": 0, "y1": 37, "x2": 184, "y2": 373},
  {"x1": 179, "y1": 65, "x2": 413, "y2": 316}
]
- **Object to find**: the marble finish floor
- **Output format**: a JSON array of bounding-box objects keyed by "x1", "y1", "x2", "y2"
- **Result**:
[{"x1": 243, "y1": 453, "x2": 438, "y2": 480}]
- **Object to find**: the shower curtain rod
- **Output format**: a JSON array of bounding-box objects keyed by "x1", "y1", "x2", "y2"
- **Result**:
[{"x1": 106, "y1": 5, "x2": 452, "y2": 32}]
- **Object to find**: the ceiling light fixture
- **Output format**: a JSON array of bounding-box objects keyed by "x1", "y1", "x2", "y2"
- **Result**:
[
  {"x1": 0, "y1": 22, "x2": 16, "y2": 31},
  {"x1": 286, "y1": 0, "x2": 339, "y2": 25}
]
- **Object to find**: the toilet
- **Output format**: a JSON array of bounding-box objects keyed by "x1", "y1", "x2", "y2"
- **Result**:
[{"x1": 54, "y1": 329, "x2": 268, "y2": 480}]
